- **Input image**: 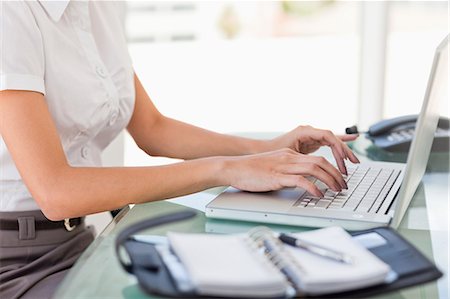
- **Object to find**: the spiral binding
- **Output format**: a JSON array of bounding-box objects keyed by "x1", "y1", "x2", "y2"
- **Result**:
[{"x1": 246, "y1": 226, "x2": 305, "y2": 295}]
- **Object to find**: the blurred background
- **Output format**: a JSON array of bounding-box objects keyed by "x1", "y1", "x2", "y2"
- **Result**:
[
  {"x1": 85, "y1": 3, "x2": 449, "y2": 295},
  {"x1": 104, "y1": 0, "x2": 448, "y2": 167},
  {"x1": 94, "y1": 0, "x2": 448, "y2": 227}
]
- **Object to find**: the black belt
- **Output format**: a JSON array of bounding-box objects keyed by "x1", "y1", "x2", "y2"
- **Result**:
[{"x1": 0, "y1": 217, "x2": 83, "y2": 231}]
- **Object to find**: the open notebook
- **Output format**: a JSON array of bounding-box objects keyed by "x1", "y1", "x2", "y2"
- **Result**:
[{"x1": 167, "y1": 226, "x2": 391, "y2": 298}]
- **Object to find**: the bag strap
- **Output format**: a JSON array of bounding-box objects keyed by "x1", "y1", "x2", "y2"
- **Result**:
[{"x1": 115, "y1": 210, "x2": 197, "y2": 274}]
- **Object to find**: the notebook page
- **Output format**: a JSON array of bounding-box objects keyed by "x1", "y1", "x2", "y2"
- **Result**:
[
  {"x1": 286, "y1": 226, "x2": 391, "y2": 295},
  {"x1": 168, "y1": 232, "x2": 287, "y2": 298}
]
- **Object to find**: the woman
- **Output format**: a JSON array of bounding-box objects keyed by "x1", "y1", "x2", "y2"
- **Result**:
[{"x1": 0, "y1": 1, "x2": 359, "y2": 298}]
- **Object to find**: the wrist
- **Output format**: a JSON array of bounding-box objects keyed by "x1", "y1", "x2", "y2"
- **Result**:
[
  {"x1": 248, "y1": 139, "x2": 273, "y2": 154},
  {"x1": 210, "y1": 156, "x2": 238, "y2": 187}
]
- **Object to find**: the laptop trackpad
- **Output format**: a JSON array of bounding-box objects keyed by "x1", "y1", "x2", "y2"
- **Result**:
[{"x1": 209, "y1": 187, "x2": 305, "y2": 213}]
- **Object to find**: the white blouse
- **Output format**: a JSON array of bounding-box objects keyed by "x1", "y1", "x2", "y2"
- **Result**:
[{"x1": 0, "y1": 0, "x2": 135, "y2": 211}]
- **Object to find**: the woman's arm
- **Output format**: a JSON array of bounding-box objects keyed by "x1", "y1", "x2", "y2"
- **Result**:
[
  {"x1": 0, "y1": 90, "x2": 226, "y2": 220},
  {"x1": 0, "y1": 90, "x2": 345, "y2": 221},
  {"x1": 128, "y1": 74, "x2": 359, "y2": 174},
  {"x1": 127, "y1": 74, "x2": 266, "y2": 159}
]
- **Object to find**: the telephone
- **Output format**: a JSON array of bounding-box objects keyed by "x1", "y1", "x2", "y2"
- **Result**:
[{"x1": 346, "y1": 115, "x2": 450, "y2": 152}]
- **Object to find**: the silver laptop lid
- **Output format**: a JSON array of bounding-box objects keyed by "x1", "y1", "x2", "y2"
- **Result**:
[{"x1": 391, "y1": 35, "x2": 449, "y2": 228}]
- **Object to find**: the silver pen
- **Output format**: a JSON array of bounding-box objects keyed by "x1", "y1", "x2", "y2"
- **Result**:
[{"x1": 278, "y1": 233, "x2": 353, "y2": 264}]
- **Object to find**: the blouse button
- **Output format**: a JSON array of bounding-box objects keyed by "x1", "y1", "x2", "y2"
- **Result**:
[
  {"x1": 81, "y1": 146, "x2": 89, "y2": 159},
  {"x1": 96, "y1": 66, "x2": 107, "y2": 78}
]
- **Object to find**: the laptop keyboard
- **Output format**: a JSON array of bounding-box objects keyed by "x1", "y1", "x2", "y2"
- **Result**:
[{"x1": 295, "y1": 166, "x2": 400, "y2": 213}]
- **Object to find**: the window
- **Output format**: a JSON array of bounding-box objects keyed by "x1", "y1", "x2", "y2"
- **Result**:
[
  {"x1": 116, "y1": 1, "x2": 447, "y2": 167},
  {"x1": 384, "y1": 1, "x2": 448, "y2": 119}
]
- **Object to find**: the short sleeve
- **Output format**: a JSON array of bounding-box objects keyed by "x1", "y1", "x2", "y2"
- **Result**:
[{"x1": 0, "y1": 1, "x2": 45, "y2": 94}]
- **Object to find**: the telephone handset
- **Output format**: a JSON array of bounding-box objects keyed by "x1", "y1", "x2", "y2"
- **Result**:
[{"x1": 346, "y1": 115, "x2": 450, "y2": 152}]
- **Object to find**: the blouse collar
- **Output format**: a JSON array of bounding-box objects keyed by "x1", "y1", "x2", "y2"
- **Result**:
[{"x1": 38, "y1": 0, "x2": 70, "y2": 22}]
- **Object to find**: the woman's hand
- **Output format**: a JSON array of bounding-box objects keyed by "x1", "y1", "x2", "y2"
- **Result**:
[
  {"x1": 263, "y1": 126, "x2": 360, "y2": 175},
  {"x1": 222, "y1": 148, "x2": 348, "y2": 196}
]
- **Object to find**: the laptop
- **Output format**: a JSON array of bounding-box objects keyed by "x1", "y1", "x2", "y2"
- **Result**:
[{"x1": 206, "y1": 36, "x2": 449, "y2": 230}]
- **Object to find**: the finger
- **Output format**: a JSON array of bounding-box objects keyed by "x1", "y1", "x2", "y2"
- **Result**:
[
  {"x1": 330, "y1": 144, "x2": 348, "y2": 175},
  {"x1": 337, "y1": 135, "x2": 360, "y2": 163},
  {"x1": 280, "y1": 162, "x2": 342, "y2": 192},
  {"x1": 306, "y1": 144, "x2": 321, "y2": 154},
  {"x1": 296, "y1": 176, "x2": 323, "y2": 197},
  {"x1": 310, "y1": 156, "x2": 347, "y2": 189},
  {"x1": 278, "y1": 155, "x2": 344, "y2": 187},
  {"x1": 342, "y1": 143, "x2": 360, "y2": 163},
  {"x1": 338, "y1": 134, "x2": 359, "y2": 142},
  {"x1": 336, "y1": 138, "x2": 357, "y2": 163},
  {"x1": 313, "y1": 171, "x2": 342, "y2": 192},
  {"x1": 277, "y1": 174, "x2": 299, "y2": 188},
  {"x1": 313, "y1": 130, "x2": 348, "y2": 175},
  {"x1": 304, "y1": 163, "x2": 343, "y2": 192}
]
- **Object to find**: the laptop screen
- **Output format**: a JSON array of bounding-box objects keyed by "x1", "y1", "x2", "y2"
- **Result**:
[{"x1": 391, "y1": 35, "x2": 449, "y2": 228}]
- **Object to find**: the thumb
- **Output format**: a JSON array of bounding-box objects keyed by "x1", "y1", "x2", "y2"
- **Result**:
[{"x1": 338, "y1": 134, "x2": 359, "y2": 142}]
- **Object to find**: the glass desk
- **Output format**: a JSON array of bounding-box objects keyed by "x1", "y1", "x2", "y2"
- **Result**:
[{"x1": 55, "y1": 137, "x2": 449, "y2": 299}]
